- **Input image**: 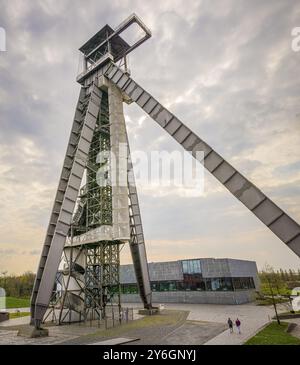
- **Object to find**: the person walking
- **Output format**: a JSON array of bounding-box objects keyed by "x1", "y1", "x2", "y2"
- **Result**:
[
  {"x1": 235, "y1": 318, "x2": 241, "y2": 334},
  {"x1": 227, "y1": 318, "x2": 233, "y2": 333}
]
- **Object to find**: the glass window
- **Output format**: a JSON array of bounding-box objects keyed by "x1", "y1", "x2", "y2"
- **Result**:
[
  {"x1": 151, "y1": 282, "x2": 159, "y2": 292},
  {"x1": 182, "y1": 261, "x2": 189, "y2": 274},
  {"x1": 232, "y1": 277, "x2": 255, "y2": 290},
  {"x1": 182, "y1": 259, "x2": 201, "y2": 274},
  {"x1": 176, "y1": 281, "x2": 185, "y2": 291},
  {"x1": 159, "y1": 281, "x2": 177, "y2": 291},
  {"x1": 169, "y1": 282, "x2": 177, "y2": 291},
  {"x1": 211, "y1": 278, "x2": 221, "y2": 291},
  {"x1": 205, "y1": 278, "x2": 212, "y2": 291},
  {"x1": 122, "y1": 284, "x2": 138, "y2": 294},
  {"x1": 205, "y1": 277, "x2": 234, "y2": 291},
  {"x1": 224, "y1": 277, "x2": 233, "y2": 291}
]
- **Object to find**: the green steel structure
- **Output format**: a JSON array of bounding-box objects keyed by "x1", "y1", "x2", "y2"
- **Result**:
[
  {"x1": 84, "y1": 242, "x2": 121, "y2": 321},
  {"x1": 86, "y1": 91, "x2": 112, "y2": 228},
  {"x1": 57, "y1": 90, "x2": 123, "y2": 324}
]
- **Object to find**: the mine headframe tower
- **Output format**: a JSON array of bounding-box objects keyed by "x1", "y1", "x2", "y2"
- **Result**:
[{"x1": 31, "y1": 13, "x2": 300, "y2": 330}]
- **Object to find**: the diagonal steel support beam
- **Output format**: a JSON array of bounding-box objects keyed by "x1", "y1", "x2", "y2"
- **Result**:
[
  {"x1": 127, "y1": 132, "x2": 152, "y2": 309},
  {"x1": 105, "y1": 63, "x2": 300, "y2": 258}
]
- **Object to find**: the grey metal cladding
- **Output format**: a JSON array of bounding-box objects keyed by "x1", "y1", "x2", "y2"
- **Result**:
[
  {"x1": 123, "y1": 80, "x2": 136, "y2": 94},
  {"x1": 111, "y1": 69, "x2": 124, "y2": 84},
  {"x1": 54, "y1": 221, "x2": 69, "y2": 236},
  {"x1": 213, "y1": 161, "x2": 236, "y2": 184},
  {"x1": 164, "y1": 118, "x2": 181, "y2": 135},
  {"x1": 130, "y1": 194, "x2": 138, "y2": 205},
  {"x1": 191, "y1": 140, "x2": 212, "y2": 161},
  {"x1": 85, "y1": 112, "x2": 97, "y2": 129},
  {"x1": 64, "y1": 185, "x2": 79, "y2": 202},
  {"x1": 225, "y1": 172, "x2": 265, "y2": 210},
  {"x1": 106, "y1": 65, "x2": 119, "y2": 79},
  {"x1": 72, "y1": 160, "x2": 85, "y2": 177},
  {"x1": 201, "y1": 258, "x2": 231, "y2": 277},
  {"x1": 148, "y1": 261, "x2": 183, "y2": 281},
  {"x1": 136, "y1": 91, "x2": 151, "y2": 107},
  {"x1": 91, "y1": 85, "x2": 102, "y2": 98},
  {"x1": 136, "y1": 233, "x2": 144, "y2": 241},
  {"x1": 133, "y1": 215, "x2": 142, "y2": 225},
  {"x1": 143, "y1": 98, "x2": 158, "y2": 114},
  {"x1": 288, "y1": 235, "x2": 300, "y2": 256},
  {"x1": 82, "y1": 125, "x2": 94, "y2": 142},
  {"x1": 252, "y1": 199, "x2": 283, "y2": 226},
  {"x1": 269, "y1": 214, "x2": 300, "y2": 243},
  {"x1": 68, "y1": 174, "x2": 82, "y2": 191},
  {"x1": 64, "y1": 195, "x2": 77, "y2": 211},
  {"x1": 90, "y1": 91, "x2": 101, "y2": 105},
  {"x1": 58, "y1": 179, "x2": 67, "y2": 191},
  {"x1": 156, "y1": 109, "x2": 174, "y2": 128},
  {"x1": 181, "y1": 133, "x2": 200, "y2": 151},
  {"x1": 135, "y1": 225, "x2": 143, "y2": 235},
  {"x1": 172, "y1": 125, "x2": 191, "y2": 144},
  {"x1": 117, "y1": 74, "x2": 130, "y2": 89},
  {"x1": 88, "y1": 101, "x2": 99, "y2": 118},
  {"x1": 77, "y1": 138, "x2": 90, "y2": 155},
  {"x1": 149, "y1": 103, "x2": 163, "y2": 119},
  {"x1": 131, "y1": 204, "x2": 140, "y2": 216},
  {"x1": 59, "y1": 210, "x2": 73, "y2": 225},
  {"x1": 129, "y1": 85, "x2": 144, "y2": 101},
  {"x1": 204, "y1": 151, "x2": 223, "y2": 172}
]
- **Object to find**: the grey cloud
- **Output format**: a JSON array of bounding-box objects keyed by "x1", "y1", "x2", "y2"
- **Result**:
[{"x1": 0, "y1": 0, "x2": 299, "y2": 272}]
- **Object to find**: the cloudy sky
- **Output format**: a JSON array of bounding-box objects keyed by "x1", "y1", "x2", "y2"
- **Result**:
[{"x1": 0, "y1": 0, "x2": 299, "y2": 274}]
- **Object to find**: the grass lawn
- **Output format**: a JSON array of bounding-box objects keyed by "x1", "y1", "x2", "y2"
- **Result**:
[
  {"x1": 9, "y1": 312, "x2": 30, "y2": 319},
  {"x1": 5, "y1": 297, "x2": 30, "y2": 309},
  {"x1": 277, "y1": 310, "x2": 300, "y2": 316},
  {"x1": 245, "y1": 322, "x2": 300, "y2": 345},
  {"x1": 68, "y1": 310, "x2": 188, "y2": 342}
]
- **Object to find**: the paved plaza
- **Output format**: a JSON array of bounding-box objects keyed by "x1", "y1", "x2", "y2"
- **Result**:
[
  {"x1": 124, "y1": 302, "x2": 288, "y2": 345},
  {"x1": 0, "y1": 302, "x2": 290, "y2": 345}
]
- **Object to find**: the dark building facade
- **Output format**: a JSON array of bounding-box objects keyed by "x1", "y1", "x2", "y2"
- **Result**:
[{"x1": 120, "y1": 258, "x2": 259, "y2": 305}]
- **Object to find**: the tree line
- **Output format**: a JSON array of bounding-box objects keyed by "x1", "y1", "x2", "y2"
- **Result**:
[
  {"x1": 259, "y1": 265, "x2": 300, "y2": 296},
  {"x1": 0, "y1": 271, "x2": 35, "y2": 298},
  {"x1": 0, "y1": 267, "x2": 299, "y2": 299}
]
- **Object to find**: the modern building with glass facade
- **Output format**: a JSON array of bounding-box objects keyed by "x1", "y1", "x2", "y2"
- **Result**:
[{"x1": 120, "y1": 258, "x2": 259, "y2": 305}]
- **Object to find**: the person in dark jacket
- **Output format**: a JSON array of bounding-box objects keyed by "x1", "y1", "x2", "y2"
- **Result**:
[
  {"x1": 227, "y1": 318, "x2": 233, "y2": 333},
  {"x1": 235, "y1": 318, "x2": 241, "y2": 334}
]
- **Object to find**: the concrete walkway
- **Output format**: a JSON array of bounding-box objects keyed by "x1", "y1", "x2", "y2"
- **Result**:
[
  {"x1": 162, "y1": 320, "x2": 226, "y2": 345},
  {"x1": 124, "y1": 302, "x2": 287, "y2": 345},
  {"x1": 0, "y1": 303, "x2": 289, "y2": 345},
  {"x1": 0, "y1": 316, "x2": 30, "y2": 327},
  {"x1": 0, "y1": 307, "x2": 31, "y2": 327},
  {"x1": 167, "y1": 302, "x2": 287, "y2": 345},
  {"x1": 5, "y1": 307, "x2": 30, "y2": 313}
]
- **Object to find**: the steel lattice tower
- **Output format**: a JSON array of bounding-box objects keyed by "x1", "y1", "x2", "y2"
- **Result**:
[{"x1": 30, "y1": 14, "x2": 300, "y2": 331}]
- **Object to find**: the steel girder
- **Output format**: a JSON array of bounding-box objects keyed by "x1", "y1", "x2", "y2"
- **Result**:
[
  {"x1": 30, "y1": 83, "x2": 102, "y2": 328},
  {"x1": 105, "y1": 63, "x2": 300, "y2": 258}
]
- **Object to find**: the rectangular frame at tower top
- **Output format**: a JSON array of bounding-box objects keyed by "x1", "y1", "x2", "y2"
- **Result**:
[{"x1": 82, "y1": 13, "x2": 152, "y2": 63}]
